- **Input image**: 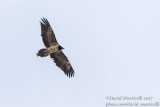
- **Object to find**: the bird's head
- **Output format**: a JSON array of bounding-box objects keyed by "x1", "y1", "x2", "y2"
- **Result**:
[{"x1": 58, "y1": 45, "x2": 64, "y2": 50}]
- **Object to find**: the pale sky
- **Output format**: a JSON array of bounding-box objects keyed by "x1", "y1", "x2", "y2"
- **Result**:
[{"x1": 0, "y1": 0, "x2": 160, "y2": 107}]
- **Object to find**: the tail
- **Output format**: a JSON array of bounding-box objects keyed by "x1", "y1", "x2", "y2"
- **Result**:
[{"x1": 37, "y1": 49, "x2": 50, "y2": 57}]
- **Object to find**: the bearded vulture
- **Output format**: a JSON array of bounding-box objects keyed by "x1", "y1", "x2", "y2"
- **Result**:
[{"x1": 37, "y1": 18, "x2": 74, "y2": 78}]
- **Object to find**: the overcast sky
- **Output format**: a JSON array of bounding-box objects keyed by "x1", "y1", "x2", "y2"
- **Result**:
[{"x1": 0, "y1": 0, "x2": 160, "y2": 107}]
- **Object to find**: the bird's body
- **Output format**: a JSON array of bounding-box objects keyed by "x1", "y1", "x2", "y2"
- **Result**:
[
  {"x1": 37, "y1": 18, "x2": 74, "y2": 78},
  {"x1": 46, "y1": 44, "x2": 59, "y2": 53},
  {"x1": 37, "y1": 44, "x2": 60, "y2": 57}
]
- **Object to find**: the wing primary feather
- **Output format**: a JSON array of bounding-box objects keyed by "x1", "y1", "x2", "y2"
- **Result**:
[
  {"x1": 40, "y1": 18, "x2": 58, "y2": 47},
  {"x1": 50, "y1": 51, "x2": 75, "y2": 78}
]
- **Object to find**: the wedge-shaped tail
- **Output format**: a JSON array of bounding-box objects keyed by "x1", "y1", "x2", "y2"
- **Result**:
[{"x1": 37, "y1": 49, "x2": 50, "y2": 57}]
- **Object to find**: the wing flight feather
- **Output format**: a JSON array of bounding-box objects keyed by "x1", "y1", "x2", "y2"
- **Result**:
[
  {"x1": 40, "y1": 18, "x2": 58, "y2": 47},
  {"x1": 50, "y1": 51, "x2": 74, "y2": 78}
]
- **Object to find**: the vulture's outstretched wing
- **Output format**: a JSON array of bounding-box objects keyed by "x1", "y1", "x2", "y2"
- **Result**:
[
  {"x1": 50, "y1": 51, "x2": 74, "y2": 77},
  {"x1": 40, "y1": 18, "x2": 58, "y2": 47}
]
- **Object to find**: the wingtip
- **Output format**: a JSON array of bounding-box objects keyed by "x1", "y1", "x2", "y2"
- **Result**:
[
  {"x1": 41, "y1": 17, "x2": 46, "y2": 20},
  {"x1": 66, "y1": 70, "x2": 75, "y2": 78},
  {"x1": 40, "y1": 17, "x2": 49, "y2": 25}
]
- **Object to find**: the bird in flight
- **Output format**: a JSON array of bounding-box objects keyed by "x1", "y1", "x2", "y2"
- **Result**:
[{"x1": 37, "y1": 18, "x2": 74, "y2": 78}]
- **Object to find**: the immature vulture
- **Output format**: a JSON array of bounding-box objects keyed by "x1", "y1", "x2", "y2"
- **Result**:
[{"x1": 37, "y1": 18, "x2": 74, "y2": 78}]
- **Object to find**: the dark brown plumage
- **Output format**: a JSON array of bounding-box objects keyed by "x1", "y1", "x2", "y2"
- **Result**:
[
  {"x1": 40, "y1": 18, "x2": 58, "y2": 47},
  {"x1": 50, "y1": 52, "x2": 74, "y2": 78},
  {"x1": 37, "y1": 18, "x2": 74, "y2": 78}
]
